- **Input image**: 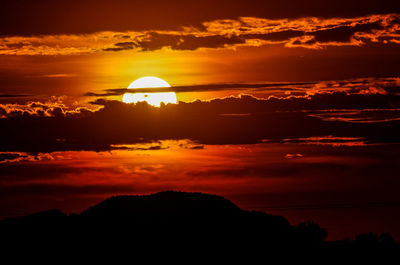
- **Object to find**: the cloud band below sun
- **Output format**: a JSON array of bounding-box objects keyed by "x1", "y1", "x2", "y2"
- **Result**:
[{"x1": 0, "y1": 78, "x2": 399, "y2": 153}]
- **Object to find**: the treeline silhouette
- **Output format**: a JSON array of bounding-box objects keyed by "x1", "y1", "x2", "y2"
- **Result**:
[{"x1": 1, "y1": 191, "x2": 398, "y2": 259}]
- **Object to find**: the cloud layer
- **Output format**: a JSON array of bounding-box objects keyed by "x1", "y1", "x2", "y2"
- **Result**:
[
  {"x1": 86, "y1": 77, "x2": 399, "y2": 96},
  {"x1": 0, "y1": 78, "x2": 399, "y2": 153},
  {"x1": 0, "y1": 14, "x2": 399, "y2": 55}
]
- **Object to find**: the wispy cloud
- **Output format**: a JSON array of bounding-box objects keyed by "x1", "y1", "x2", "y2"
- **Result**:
[
  {"x1": 85, "y1": 77, "x2": 400, "y2": 97},
  {"x1": 85, "y1": 82, "x2": 314, "y2": 97},
  {"x1": 27, "y1": 74, "x2": 77, "y2": 78}
]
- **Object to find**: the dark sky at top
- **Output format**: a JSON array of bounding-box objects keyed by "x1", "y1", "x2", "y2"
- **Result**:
[{"x1": 1, "y1": 0, "x2": 400, "y2": 35}]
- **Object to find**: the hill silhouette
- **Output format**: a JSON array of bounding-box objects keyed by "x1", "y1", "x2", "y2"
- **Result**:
[
  {"x1": 1, "y1": 191, "x2": 399, "y2": 259},
  {"x1": 81, "y1": 191, "x2": 242, "y2": 219}
]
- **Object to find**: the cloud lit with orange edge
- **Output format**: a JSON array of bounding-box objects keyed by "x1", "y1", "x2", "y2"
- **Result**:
[{"x1": 0, "y1": 14, "x2": 399, "y2": 55}]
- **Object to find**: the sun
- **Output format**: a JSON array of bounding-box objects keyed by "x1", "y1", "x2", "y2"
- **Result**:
[{"x1": 122, "y1": 76, "x2": 177, "y2": 107}]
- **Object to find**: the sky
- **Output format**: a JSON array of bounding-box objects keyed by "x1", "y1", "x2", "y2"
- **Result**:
[{"x1": 1, "y1": 0, "x2": 400, "y2": 240}]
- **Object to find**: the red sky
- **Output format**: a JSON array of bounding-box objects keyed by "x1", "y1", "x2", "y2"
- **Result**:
[{"x1": 1, "y1": 0, "x2": 400, "y2": 240}]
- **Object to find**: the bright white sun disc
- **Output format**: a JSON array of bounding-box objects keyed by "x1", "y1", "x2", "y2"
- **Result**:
[
  {"x1": 128, "y1": 76, "x2": 171, "y2": 89},
  {"x1": 122, "y1": 76, "x2": 177, "y2": 107}
]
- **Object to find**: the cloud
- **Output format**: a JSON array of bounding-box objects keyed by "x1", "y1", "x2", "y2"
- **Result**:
[
  {"x1": 308, "y1": 109, "x2": 400, "y2": 123},
  {"x1": 110, "y1": 143, "x2": 169, "y2": 151},
  {"x1": 85, "y1": 81, "x2": 313, "y2": 97},
  {"x1": 312, "y1": 22, "x2": 383, "y2": 43},
  {"x1": 285, "y1": 153, "x2": 303, "y2": 159},
  {"x1": 0, "y1": 14, "x2": 399, "y2": 55},
  {"x1": 283, "y1": 136, "x2": 367, "y2": 146},
  {"x1": 0, "y1": 98, "x2": 96, "y2": 118},
  {"x1": 0, "y1": 32, "x2": 143, "y2": 55},
  {"x1": 136, "y1": 32, "x2": 246, "y2": 51},
  {"x1": 103, "y1": 41, "x2": 136, "y2": 52},
  {"x1": 0, "y1": 153, "x2": 27, "y2": 163},
  {"x1": 182, "y1": 144, "x2": 204, "y2": 150},
  {"x1": 86, "y1": 77, "x2": 400, "y2": 97},
  {"x1": 0, "y1": 85, "x2": 399, "y2": 153}
]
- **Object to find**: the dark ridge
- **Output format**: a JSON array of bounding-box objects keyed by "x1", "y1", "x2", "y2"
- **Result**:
[
  {"x1": 81, "y1": 191, "x2": 241, "y2": 218},
  {"x1": 0, "y1": 191, "x2": 398, "y2": 259}
]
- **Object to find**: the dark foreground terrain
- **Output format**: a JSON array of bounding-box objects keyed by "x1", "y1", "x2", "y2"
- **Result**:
[{"x1": 1, "y1": 191, "x2": 398, "y2": 260}]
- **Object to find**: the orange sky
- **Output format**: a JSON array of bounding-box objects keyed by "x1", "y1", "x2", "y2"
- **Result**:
[
  {"x1": 0, "y1": 13, "x2": 399, "y2": 100},
  {"x1": 1, "y1": 0, "x2": 400, "y2": 241}
]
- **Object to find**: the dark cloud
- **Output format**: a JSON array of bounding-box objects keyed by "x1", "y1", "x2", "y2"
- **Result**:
[
  {"x1": 103, "y1": 41, "x2": 136, "y2": 52},
  {"x1": 183, "y1": 144, "x2": 204, "y2": 150},
  {"x1": 112, "y1": 144, "x2": 169, "y2": 151},
  {"x1": 0, "y1": 101, "x2": 95, "y2": 118},
  {"x1": 283, "y1": 136, "x2": 366, "y2": 146},
  {"x1": 102, "y1": 33, "x2": 246, "y2": 52},
  {"x1": 136, "y1": 32, "x2": 246, "y2": 51},
  {"x1": 0, "y1": 90, "x2": 399, "y2": 153},
  {"x1": 86, "y1": 78, "x2": 399, "y2": 98},
  {"x1": 1, "y1": 13, "x2": 399, "y2": 55},
  {"x1": 85, "y1": 82, "x2": 313, "y2": 96},
  {"x1": 117, "y1": 15, "x2": 400, "y2": 51},
  {"x1": 90, "y1": 91, "x2": 400, "y2": 113},
  {"x1": 312, "y1": 22, "x2": 384, "y2": 43},
  {"x1": 0, "y1": 153, "x2": 26, "y2": 163},
  {"x1": 101, "y1": 17, "x2": 397, "y2": 52},
  {"x1": 309, "y1": 109, "x2": 400, "y2": 123},
  {"x1": 242, "y1": 31, "x2": 305, "y2": 41}
]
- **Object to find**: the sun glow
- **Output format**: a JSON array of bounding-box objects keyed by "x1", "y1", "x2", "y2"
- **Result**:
[{"x1": 122, "y1": 76, "x2": 177, "y2": 107}]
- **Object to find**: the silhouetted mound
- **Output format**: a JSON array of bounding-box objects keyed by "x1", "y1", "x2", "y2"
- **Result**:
[
  {"x1": 81, "y1": 191, "x2": 241, "y2": 219},
  {"x1": 1, "y1": 191, "x2": 399, "y2": 258}
]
